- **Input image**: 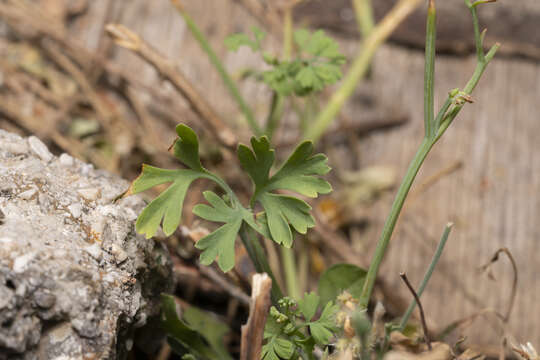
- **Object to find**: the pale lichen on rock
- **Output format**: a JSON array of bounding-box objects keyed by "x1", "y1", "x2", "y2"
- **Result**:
[{"x1": 0, "y1": 130, "x2": 173, "y2": 359}]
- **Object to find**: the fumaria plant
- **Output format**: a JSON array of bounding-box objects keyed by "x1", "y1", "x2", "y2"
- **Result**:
[{"x1": 128, "y1": 0, "x2": 500, "y2": 358}]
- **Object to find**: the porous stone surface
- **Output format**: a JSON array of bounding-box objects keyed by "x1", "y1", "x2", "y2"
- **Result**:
[{"x1": 0, "y1": 130, "x2": 173, "y2": 359}]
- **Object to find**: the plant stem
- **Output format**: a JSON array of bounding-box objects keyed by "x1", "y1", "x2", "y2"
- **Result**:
[
  {"x1": 171, "y1": 0, "x2": 262, "y2": 136},
  {"x1": 265, "y1": 4, "x2": 293, "y2": 139},
  {"x1": 358, "y1": 138, "x2": 433, "y2": 308},
  {"x1": 398, "y1": 223, "x2": 453, "y2": 330},
  {"x1": 281, "y1": 245, "x2": 300, "y2": 299},
  {"x1": 424, "y1": 0, "x2": 436, "y2": 138},
  {"x1": 303, "y1": 0, "x2": 422, "y2": 143},
  {"x1": 358, "y1": 0, "x2": 499, "y2": 311},
  {"x1": 353, "y1": 0, "x2": 375, "y2": 38},
  {"x1": 239, "y1": 224, "x2": 283, "y2": 304},
  {"x1": 264, "y1": 92, "x2": 284, "y2": 140}
]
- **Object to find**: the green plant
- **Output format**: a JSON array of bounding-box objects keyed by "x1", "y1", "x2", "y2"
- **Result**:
[
  {"x1": 262, "y1": 293, "x2": 339, "y2": 360},
  {"x1": 129, "y1": 0, "x2": 500, "y2": 358},
  {"x1": 227, "y1": 27, "x2": 346, "y2": 97},
  {"x1": 358, "y1": 0, "x2": 499, "y2": 309},
  {"x1": 128, "y1": 123, "x2": 331, "y2": 302}
]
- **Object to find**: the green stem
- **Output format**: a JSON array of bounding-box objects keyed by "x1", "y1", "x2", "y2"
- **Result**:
[
  {"x1": 398, "y1": 223, "x2": 453, "y2": 330},
  {"x1": 239, "y1": 224, "x2": 283, "y2": 304},
  {"x1": 359, "y1": 0, "x2": 499, "y2": 310},
  {"x1": 174, "y1": 3, "x2": 262, "y2": 135},
  {"x1": 353, "y1": 0, "x2": 375, "y2": 38},
  {"x1": 358, "y1": 137, "x2": 433, "y2": 308},
  {"x1": 281, "y1": 245, "x2": 300, "y2": 299},
  {"x1": 264, "y1": 5, "x2": 293, "y2": 139},
  {"x1": 303, "y1": 0, "x2": 422, "y2": 143},
  {"x1": 265, "y1": 91, "x2": 284, "y2": 140},
  {"x1": 435, "y1": 42, "x2": 499, "y2": 142},
  {"x1": 424, "y1": 0, "x2": 436, "y2": 138}
]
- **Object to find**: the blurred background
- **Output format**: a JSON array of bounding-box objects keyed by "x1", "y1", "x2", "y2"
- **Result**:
[{"x1": 1, "y1": 0, "x2": 539, "y2": 358}]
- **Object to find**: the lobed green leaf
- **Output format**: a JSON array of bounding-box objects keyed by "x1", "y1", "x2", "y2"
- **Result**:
[{"x1": 238, "y1": 136, "x2": 330, "y2": 247}]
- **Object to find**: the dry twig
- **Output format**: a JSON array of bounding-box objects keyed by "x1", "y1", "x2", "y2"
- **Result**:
[
  {"x1": 240, "y1": 273, "x2": 272, "y2": 360},
  {"x1": 400, "y1": 272, "x2": 432, "y2": 351},
  {"x1": 105, "y1": 23, "x2": 238, "y2": 149}
]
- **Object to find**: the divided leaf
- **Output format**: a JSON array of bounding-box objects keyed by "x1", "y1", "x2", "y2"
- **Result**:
[
  {"x1": 262, "y1": 337, "x2": 295, "y2": 360},
  {"x1": 128, "y1": 124, "x2": 210, "y2": 238},
  {"x1": 308, "y1": 301, "x2": 339, "y2": 346},
  {"x1": 262, "y1": 29, "x2": 346, "y2": 96},
  {"x1": 132, "y1": 167, "x2": 204, "y2": 238},
  {"x1": 193, "y1": 191, "x2": 247, "y2": 272},
  {"x1": 263, "y1": 293, "x2": 338, "y2": 358},
  {"x1": 238, "y1": 136, "x2": 331, "y2": 247},
  {"x1": 224, "y1": 26, "x2": 266, "y2": 52}
]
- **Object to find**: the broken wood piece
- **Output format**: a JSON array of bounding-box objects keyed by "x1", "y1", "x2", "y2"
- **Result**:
[{"x1": 240, "y1": 273, "x2": 272, "y2": 360}]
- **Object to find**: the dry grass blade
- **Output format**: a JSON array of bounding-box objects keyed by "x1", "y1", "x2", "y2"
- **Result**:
[
  {"x1": 479, "y1": 247, "x2": 518, "y2": 323},
  {"x1": 105, "y1": 23, "x2": 238, "y2": 149},
  {"x1": 400, "y1": 272, "x2": 432, "y2": 351},
  {"x1": 240, "y1": 273, "x2": 272, "y2": 360}
]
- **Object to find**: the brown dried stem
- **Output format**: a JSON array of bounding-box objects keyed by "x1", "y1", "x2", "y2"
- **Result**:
[
  {"x1": 480, "y1": 247, "x2": 518, "y2": 323},
  {"x1": 240, "y1": 273, "x2": 272, "y2": 360},
  {"x1": 400, "y1": 272, "x2": 432, "y2": 351},
  {"x1": 105, "y1": 23, "x2": 238, "y2": 149}
]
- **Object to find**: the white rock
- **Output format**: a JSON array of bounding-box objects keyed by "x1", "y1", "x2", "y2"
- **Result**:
[
  {"x1": 110, "y1": 243, "x2": 128, "y2": 264},
  {"x1": 18, "y1": 188, "x2": 37, "y2": 200},
  {"x1": 58, "y1": 153, "x2": 74, "y2": 167},
  {"x1": 84, "y1": 243, "x2": 102, "y2": 261},
  {"x1": 67, "y1": 203, "x2": 83, "y2": 218},
  {"x1": 0, "y1": 141, "x2": 28, "y2": 155},
  {"x1": 77, "y1": 188, "x2": 101, "y2": 201},
  {"x1": 13, "y1": 252, "x2": 36, "y2": 273},
  {"x1": 80, "y1": 163, "x2": 94, "y2": 176},
  {"x1": 28, "y1": 136, "x2": 53, "y2": 163}
]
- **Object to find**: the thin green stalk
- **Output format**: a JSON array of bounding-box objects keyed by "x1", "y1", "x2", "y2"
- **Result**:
[
  {"x1": 276, "y1": 5, "x2": 301, "y2": 299},
  {"x1": 265, "y1": 92, "x2": 284, "y2": 140},
  {"x1": 353, "y1": 0, "x2": 375, "y2": 38},
  {"x1": 424, "y1": 0, "x2": 436, "y2": 138},
  {"x1": 265, "y1": 5, "x2": 293, "y2": 139},
  {"x1": 239, "y1": 224, "x2": 283, "y2": 304},
  {"x1": 303, "y1": 0, "x2": 422, "y2": 143},
  {"x1": 281, "y1": 245, "x2": 300, "y2": 299},
  {"x1": 433, "y1": 94, "x2": 452, "y2": 134},
  {"x1": 358, "y1": 0, "x2": 499, "y2": 310},
  {"x1": 172, "y1": 1, "x2": 262, "y2": 135},
  {"x1": 435, "y1": 44, "x2": 499, "y2": 142},
  {"x1": 398, "y1": 223, "x2": 453, "y2": 330},
  {"x1": 358, "y1": 138, "x2": 433, "y2": 308}
]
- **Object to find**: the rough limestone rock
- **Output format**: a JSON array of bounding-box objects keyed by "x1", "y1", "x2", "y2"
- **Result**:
[{"x1": 0, "y1": 130, "x2": 173, "y2": 359}]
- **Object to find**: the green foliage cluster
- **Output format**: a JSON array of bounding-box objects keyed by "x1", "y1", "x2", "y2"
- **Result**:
[
  {"x1": 129, "y1": 0, "x2": 500, "y2": 358},
  {"x1": 262, "y1": 293, "x2": 339, "y2": 360},
  {"x1": 129, "y1": 124, "x2": 330, "y2": 272},
  {"x1": 225, "y1": 27, "x2": 346, "y2": 96}
]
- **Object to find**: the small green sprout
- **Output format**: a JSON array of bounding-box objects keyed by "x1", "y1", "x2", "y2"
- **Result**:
[
  {"x1": 226, "y1": 27, "x2": 346, "y2": 96},
  {"x1": 262, "y1": 293, "x2": 340, "y2": 360}
]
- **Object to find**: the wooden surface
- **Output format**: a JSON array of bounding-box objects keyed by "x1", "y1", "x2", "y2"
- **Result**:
[
  {"x1": 298, "y1": 0, "x2": 540, "y2": 60},
  {"x1": 17, "y1": 0, "x2": 540, "y2": 349}
]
